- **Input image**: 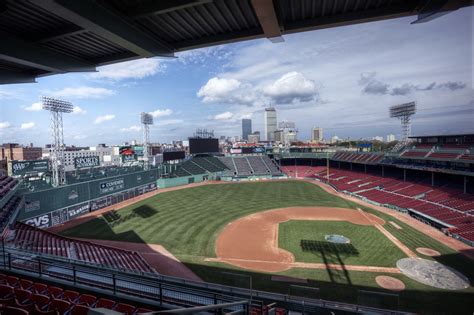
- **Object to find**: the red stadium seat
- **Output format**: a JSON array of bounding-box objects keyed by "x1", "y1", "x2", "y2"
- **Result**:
[
  {"x1": 95, "y1": 298, "x2": 115, "y2": 309},
  {"x1": 6, "y1": 276, "x2": 19, "y2": 287},
  {"x1": 76, "y1": 294, "x2": 96, "y2": 307},
  {"x1": 19, "y1": 280, "x2": 33, "y2": 291},
  {"x1": 34, "y1": 304, "x2": 59, "y2": 315},
  {"x1": 136, "y1": 307, "x2": 153, "y2": 313},
  {"x1": 33, "y1": 283, "x2": 48, "y2": 295},
  {"x1": 63, "y1": 290, "x2": 80, "y2": 303},
  {"x1": 70, "y1": 304, "x2": 90, "y2": 315},
  {"x1": 14, "y1": 288, "x2": 31, "y2": 303},
  {"x1": 4, "y1": 306, "x2": 29, "y2": 315},
  {"x1": 46, "y1": 299, "x2": 71, "y2": 313},
  {"x1": 47, "y1": 286, "x2": 63, "y2": 299},
  {"x1": 0, "y1": 284, "x2": 14, "y2": 298},
  {"x1": 30, "y1": 294, "x2": 50, "y2": 310},
  {"x1": 114, "y1": 303, "x2": 135, "y2": 314}
]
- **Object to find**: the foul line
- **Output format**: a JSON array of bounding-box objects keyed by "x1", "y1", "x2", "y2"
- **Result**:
[{"x1": 357, "y1": 208, "x2": 417, "y2": 258}]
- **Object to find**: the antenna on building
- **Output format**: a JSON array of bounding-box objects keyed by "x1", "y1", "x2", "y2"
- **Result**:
[{"x1": 42, "y1": 96, "x2": 74, "y2": 187}]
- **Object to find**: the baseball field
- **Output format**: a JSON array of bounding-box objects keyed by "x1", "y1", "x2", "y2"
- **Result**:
[{"x1": 58, "y1": 180, "x2": 474, "y2": 313}]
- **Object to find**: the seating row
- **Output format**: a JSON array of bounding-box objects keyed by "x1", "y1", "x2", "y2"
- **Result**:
[
  {"x1": 9, "y1": 222, "x2": 155, "y2": 274},
  {"x1": 0, "y1": 273, "x2": 152, "y2": 314}
]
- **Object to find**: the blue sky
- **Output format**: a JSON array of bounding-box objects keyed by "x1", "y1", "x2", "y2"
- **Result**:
[{"x1": 0, "y1": 6, "x2": 473, "y2": 146}]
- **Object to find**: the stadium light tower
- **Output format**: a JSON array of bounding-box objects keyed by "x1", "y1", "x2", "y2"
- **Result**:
[
  {"x1": 390, "y1": 101, "x2": 416, "y2": 149},
  {"x1": 141, "y1": 112, "x2": 154, "y2": 170},
  {"x1": 42, "y1": 96, "x2": 74, "y2": 187}
]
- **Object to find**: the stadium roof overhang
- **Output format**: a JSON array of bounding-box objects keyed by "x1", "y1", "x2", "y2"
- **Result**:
[{"x1": 0, "y1": 0, "x2": 471, "y2": 84}]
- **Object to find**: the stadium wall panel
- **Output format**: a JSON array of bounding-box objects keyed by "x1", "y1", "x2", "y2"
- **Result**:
[
  {"x1": 157, "y1": 174, "x2": 213, "y2": 188},
  {"x1": 19, "y1": 169, "x2": 158, "y2": 228}
]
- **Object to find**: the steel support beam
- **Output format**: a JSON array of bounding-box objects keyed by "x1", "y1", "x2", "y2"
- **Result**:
[
  {"x1": 31, "y1": 0, "x2": 174, "y2": 57},
  {"x1": 0, "y1": 32, "x2": 95, "y2": 72},
  {"x1": 129, "y1": 0, "x2": 213, "y2": 19},
  {"x1": 0, "y1": 70, "x2": 37, "y2": 84},
  {"x1": 411, "y1": 0, "x2": 471, "y2": 24},
  {"x1": 250, "y1": 0, "x2": 284, "y2": 43},
  {"x1": 283, "y1": 3, "x2": 416, "y2": 34}
]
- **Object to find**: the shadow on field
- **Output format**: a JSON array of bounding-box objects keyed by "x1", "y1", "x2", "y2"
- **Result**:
[
  {"x1": 133, "y1": 205, "x2": 158, "y2": 218},
  {"x1": 101, "y1": 205, "x2": 158, "y2": 227},
  {"x1": 183, "y1": 260, "x2": 474, "y2": 314},
  {"x1": 300, "y1": 240, "x2": 359, "y2": 286},
  {"x1": 63, "y1": 216, "x2": 147, "y2": 244}
]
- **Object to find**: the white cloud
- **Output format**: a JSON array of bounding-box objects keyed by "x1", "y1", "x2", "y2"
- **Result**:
[
  {"x1": 120, "y1": 125, "x2": 141, "y2": 132},
  {"x1": 72, "y1": 106, "x2": 87, "y2": 115},
  {"x1": 51, "y1": 86, "x2": 115, "y2": 99},
  {"x1": 24, "y1": 102, "x2": 43, "y2": 111},
  {"x1": 149, "y1": 108, "x2": 173, "y2": 118},
  {"x1": 263, "y1": 72, "x2": 318, "y2": 104},
  {"x1": 20, "y1": 122, "x2": 35, "y2": 129},
  {"x1": 94, "y1": 114, "x2": 115, "y2": 124},
  {"x1": 0, "y1": 122, "x2": 11, "y2": 129},
  {"x1": 212, "y1": 111, "x2": 234, "y2": 120},
  {"x1": 73, "y1": 135, "x2": 87, "y2": 140},
  {"x1": 0, "y1": 90, "x2": 16, "y2": 100},
  {"x1": 91, "y1": 59, "x2": 165, "y2": 81},
  {"x1": 197, "y1": 77, "x2": 242, "y2": 103}
]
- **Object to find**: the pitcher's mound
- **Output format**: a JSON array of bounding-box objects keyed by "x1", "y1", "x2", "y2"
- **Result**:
[
  {"x1": 376, "y1": 276, "x2": 405, "y2": 291},
  {"x1": 397, "y1": 258, "x2": 469, "y2": 290},
  {"x1": 416, "y1": 247, "x2": 440, "y2": 257}
]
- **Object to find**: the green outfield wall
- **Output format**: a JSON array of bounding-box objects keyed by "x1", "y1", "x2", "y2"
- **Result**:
[{"x1": 19, "y1": 169, "x2": 158, "y2": 228}]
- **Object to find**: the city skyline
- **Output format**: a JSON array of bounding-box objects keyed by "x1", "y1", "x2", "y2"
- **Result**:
[{"x1": 1, "y1": 7, "x2": 472, "y2": 146}]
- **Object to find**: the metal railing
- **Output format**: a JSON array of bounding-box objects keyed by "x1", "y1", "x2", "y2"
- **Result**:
[{"x1": 0, "y1": 247, "x2": 412, "y2": 314}]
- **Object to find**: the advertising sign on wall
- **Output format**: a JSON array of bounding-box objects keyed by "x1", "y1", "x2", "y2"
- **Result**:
[
  {"x1": 74, "y1": 156, "x2": 100, "y2": 169},
  {"x1": 99, "y1": 178, "x2": 125, "y2": 194},
  {"x1": 9, "y1": 159, "x2": 49, "y2": 176}
]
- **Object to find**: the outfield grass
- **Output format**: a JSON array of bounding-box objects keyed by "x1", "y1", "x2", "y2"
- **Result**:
[
  {"x1": 279, "y1": 220, "x2": 406, "y2": 267},
  {"x1": 61, "y1": 181, "x2": 358, "y2": 257},
  {"x1": 60, "y1": 180, "x2": 474, "y2": 313}
]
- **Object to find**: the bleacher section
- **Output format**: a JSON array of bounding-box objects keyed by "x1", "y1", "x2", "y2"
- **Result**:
[
  {"x1": 218, "y1": 156, "x2": 282, "y2": 177},
  {"x1": 332, "y1": 152, "x2": 384, "y2": 164},
  {"x1": 0, "y1": 273, "x2": 153, "y2": 314},
  {"x1": 283, "y1": 166, "x2": 474, "y2": 243},
  {"x1": 0, "y1": 175, "x2": 18, "y2": 199},
  {"x1": 173, "y1": 156, "x2": 228, "y2": 177},
  {"x1": 8, "y1": 222, "x2": 155, "y2": 274},
  {"x1": 400, "y1": 143, "x2": 473, "y2": 161},
  {"x1": 1, "y1": 197, "x2": 22, "y2": 233}
]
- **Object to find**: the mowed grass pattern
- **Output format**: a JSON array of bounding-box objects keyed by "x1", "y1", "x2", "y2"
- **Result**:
[
  {"x1": 61, "y1": 181, "x2": 358, "y2": 258},
  {"x1": 279, "y1": 221, "x2": 406, "y2": 267},
  {"x1": 61, "y1": 180, "x2": 474, "y2": 314}
]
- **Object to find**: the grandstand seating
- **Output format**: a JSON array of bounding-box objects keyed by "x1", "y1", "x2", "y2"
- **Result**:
[
  {"x1": 400, "y1": 150, "x2": 429, "y2": 158},
  {"x1": 282, "y1": 166, "x2": 474, "y2": 242},
  {"x1": 459, "y1": 153, "x2": 474, "y2": 161},
  {"x1": 332, "y1": 152, "x2": 384, "y2": 164},
  {"x1": 1, "y1": 196, "x2": 21, "y2": 233},
  {"x1": 0, "y1": 175, "x2": 18, "y2": 199},
  {"x1": 427, "y1": 152, "x2": 462, "y2": 159},
  {"x1": 218, "y1": 156, "x2": 282, "y2": 177},
  {"x1": 9, "y1": 222, "x2": 155, "y2": 274},
  {"x1": 0, "y1": 272, "x2": 154, "y2": 314},
  {"x1": 173, "y1": 156, "x2": 228, "y2": 177}
]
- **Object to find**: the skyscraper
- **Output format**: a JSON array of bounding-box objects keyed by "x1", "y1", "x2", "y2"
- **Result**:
[
  {"x1": 242, "y1": 119, "x2": 252, "y2": 140},
  {"x1": 264, "y1": 107, "x2": 277, "y2": 141},
  {"x1": 312, "y1": 127, "x2": 323, "y2": 142}
]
